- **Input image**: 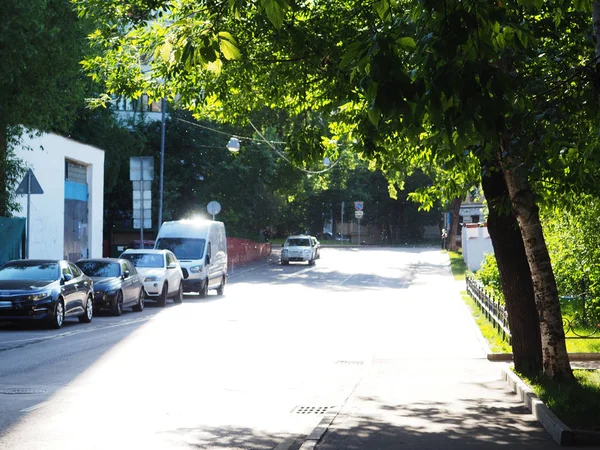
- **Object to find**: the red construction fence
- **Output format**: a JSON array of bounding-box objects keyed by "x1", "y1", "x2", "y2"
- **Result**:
[{"x1": 227, "y1": 237, "x2": 271, "y2": 270}]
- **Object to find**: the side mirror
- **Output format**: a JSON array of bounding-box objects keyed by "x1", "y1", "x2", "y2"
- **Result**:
[
  {"x1": 62, "y1": 273, "x2": 74, "y2": 284},
  {"x1": 122, "y1": 270, "x2": 130, "y2": 279},
  {"x1": 167, "y1": 263, "x2": 177, "y2": 270},
  {"x1": 205, "y1": 254, "x2": 211, "y2": 265},
  {"x1": 281, "y1": 243, "x2": 284, "y2": 247}
]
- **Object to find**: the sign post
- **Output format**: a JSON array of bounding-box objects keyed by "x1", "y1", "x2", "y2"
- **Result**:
[
  {"x1": 207, "y1": 200, "x2": 221, "y2": 221},
  {"x1": 16, "y1": 169, "x2": 44, "y2": 258},
  {"x1": 130, "y1": 157, "x2": 154, "y2": 249},
  {"x1": 354, "y1": 201, "x2": 364, "y2": 245}
]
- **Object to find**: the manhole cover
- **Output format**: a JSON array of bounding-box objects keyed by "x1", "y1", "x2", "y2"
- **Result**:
[
  {"x1": 0, "y1": 388, "x2": 47, "y2": 395},
  {"x1": 292, "y1": 406, "x2": 330, "y2": 415},
  {"x1": 336, "y1": 360, "x2": 364, "y2": 365}
]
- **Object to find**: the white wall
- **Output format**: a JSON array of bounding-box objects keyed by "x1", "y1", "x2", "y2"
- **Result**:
[
  {"x1": 462, "y1": 224, "x2": 494, "y2": 272},
  {"x1": 13, "y1": 132, "x2": 105, "y2": 259}
]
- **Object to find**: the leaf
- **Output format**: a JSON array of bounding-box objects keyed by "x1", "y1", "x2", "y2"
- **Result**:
[
  {"x1": 218, "y1": 31, "x2": 237, "y2": 44},
  {"x1": 340, "y1": 42, "x2": 364, "y2": 69},
  {"x1": 374, "y1": 0, "x2": 391, "y2": 21},
  {"x1": 262, "y1": 0, "x2": 286, "y2": 29},
  {"x1": 397, "y1": 36, "x2": 416, "y2": 51},
  {"x1": 220, "y1": 39, "x2": 241, "y2": 60},
  {"x1": 160, "y1": 40, "x2": 172, "y2": 62}
]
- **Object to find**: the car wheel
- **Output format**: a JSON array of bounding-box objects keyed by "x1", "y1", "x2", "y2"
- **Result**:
[
  {"x1": 216, "y1": 276, "x2": 226, "y2": 296},
  {"x1": 132, "y1": 289, "x2": 145, "y2": 312},
  {"x1": 174, "y1": 282, "x2": 183, "y2": 304},
  {"x1": 49, "y1": 299, "x2": 64, "y2": 329},
  {"x1": 158, "y1": 283, "x2": 168, "y2": 307},
  {"x1": 79, "y1": 295, "x2": 93, "y2": 323},
  {"x1": 199, "y1": 279, "x2": 209, "y2": 298},
  {"x1": 112, "y1": 291, "x2": 123, "y2": 316}
]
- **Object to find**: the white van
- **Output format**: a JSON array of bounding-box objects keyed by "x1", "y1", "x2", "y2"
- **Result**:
[{"x1": 154, "y1": 220, "x2": 228, "y2": 297}]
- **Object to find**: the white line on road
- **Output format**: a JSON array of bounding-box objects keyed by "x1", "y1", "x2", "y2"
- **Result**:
[
  {"x1": 336, "y1": 274, "x2": 355, "y2": 286},
  {"x1": 20, "y1": 401, "x2": 51, "y2": 413}
]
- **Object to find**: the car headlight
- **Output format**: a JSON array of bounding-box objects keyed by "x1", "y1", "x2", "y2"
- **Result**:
[
  {"x1": 145, "y1": 276, "x2": 160, "y2": 282},
  {"x1": 189, "y1": 265, "x2": 203, "y2": 273},
  {"x1": 28, "y1": 291, "x2": 52, "y2": 302}
]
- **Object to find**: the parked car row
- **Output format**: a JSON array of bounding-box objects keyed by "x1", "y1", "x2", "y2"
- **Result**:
[
  {"x1": 0, "y1": 249, "x2": 188, "y2": 329},
  {"x1": 280, "y1": 234, "x2": 321, "y2": 265},
  {"x1": 0, "y1": 219, "x2": 230, "y2": 330}
]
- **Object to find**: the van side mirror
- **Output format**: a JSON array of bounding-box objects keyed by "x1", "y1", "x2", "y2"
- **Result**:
[
  {"x1": 122, "y1": 270, "x2": 130, "y2": 279},
  {"x1": 205, "y1": 254, "x2": 211, "y2": 265},
  {"x1": 167, "y1": 263, "x2": 177, "y2": 269}
]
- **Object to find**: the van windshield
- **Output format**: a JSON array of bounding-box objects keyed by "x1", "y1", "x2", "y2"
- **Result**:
[{"x1": 155, "y1": 238, "x2": 206, "y2": 260}]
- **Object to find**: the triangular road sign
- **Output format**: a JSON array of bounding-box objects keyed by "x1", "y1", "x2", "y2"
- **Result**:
[{"x1": 16, "y1": 169, "x2": 44, "y2": 195}]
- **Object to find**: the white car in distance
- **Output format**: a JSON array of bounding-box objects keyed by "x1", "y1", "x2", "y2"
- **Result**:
[
  {"x1": 281, "y1": 235, "x2": 317, "y2": 266},
  {"x1": 120, "y1": 249, "x2": 184, "y2": 307}
]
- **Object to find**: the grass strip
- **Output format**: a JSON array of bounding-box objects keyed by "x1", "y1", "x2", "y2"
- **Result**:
[
  {"x1": 445, "y1": 250, "x2": 467, "y2": 281},
  {"x1": 461, "y1": 291, "x2": 512, "y2": 353},
  {"x1": 515, "y1": 369, "x2": 600, "y2": 431}
]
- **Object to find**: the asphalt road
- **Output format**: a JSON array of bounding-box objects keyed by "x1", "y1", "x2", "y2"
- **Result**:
[{"x1": 0, "y1": 247, "x2": 546, "y2": 449}]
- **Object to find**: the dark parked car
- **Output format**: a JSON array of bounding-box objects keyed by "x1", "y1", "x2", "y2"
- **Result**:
[
  {"x1": 76, "y1": 258, "x2": 145, "y2": 316},
  {"x1": 0, "y1": 259, "x2": 94, "y2": 329}
]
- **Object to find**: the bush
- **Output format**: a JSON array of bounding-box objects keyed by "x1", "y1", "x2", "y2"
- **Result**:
[{"x1": 475, "y1": 252, "x2": 503, "y2": 302}]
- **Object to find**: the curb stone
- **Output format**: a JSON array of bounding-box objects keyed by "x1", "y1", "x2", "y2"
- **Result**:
[{"x1": 501, "y1": 366, "x2": 600, "y2": 446}]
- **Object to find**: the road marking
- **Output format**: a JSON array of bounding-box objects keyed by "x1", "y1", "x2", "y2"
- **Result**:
[
  {"x1": 336, "y1": 274, "x2": 355, "y2": 286},
  {"x1": 0, "y1": 316, "x2": 152, "y2": 352},
  {"x1": 20, "y1": 401, "x2": 51, "y2": 412}
]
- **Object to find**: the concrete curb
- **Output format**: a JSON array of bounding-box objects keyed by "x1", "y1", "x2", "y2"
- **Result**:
[
  {"x1": 298, "y1": 406, "x2": 341, "y2": 450},
  {"x1": 501, "y1": 366, "x2": 600, "y2": 446}
]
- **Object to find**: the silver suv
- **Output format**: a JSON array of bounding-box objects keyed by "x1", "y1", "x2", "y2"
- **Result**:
[{"x1": 281, "y1": 235, "x2": 317, "y2": 265}]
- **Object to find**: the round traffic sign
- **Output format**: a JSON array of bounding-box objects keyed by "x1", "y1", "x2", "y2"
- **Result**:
[{"x1": 207, "y1": 200, "x2": 221, "y2": 216}]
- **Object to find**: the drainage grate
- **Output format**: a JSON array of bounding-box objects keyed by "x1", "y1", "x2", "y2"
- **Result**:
[
  {"x1": 0, "y1": 388, "x2": 47, "y2": 395},
  {"x1": 292, "y1": 406, "x2": 330, "y2": 415},
  {"x1": 335, "y1": 360, "x2": 364, "y2": 365}
]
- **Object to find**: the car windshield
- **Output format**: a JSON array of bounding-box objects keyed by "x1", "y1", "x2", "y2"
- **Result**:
[
  {"x1": 155, "y1": 238, "x2": 205, "y2": 260},
  {"x1": 121, "y1": 253, "x2": 164, "y2": 268},
  {"x1": 0, "y1": 262, "x2": 59, "y2": 281},
  {"x1": 286, "y1": 238, "x2": 311, "y2": 247},
  {"x1": 76, "y1": 261, "x2": 120, "y2": 278}
]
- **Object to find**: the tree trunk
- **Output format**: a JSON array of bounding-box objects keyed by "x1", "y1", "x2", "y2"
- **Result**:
[
  {"x1": 481, "y1": 163, "x2": 543, "y2": 376},
  {"x1": 446, "y1": 197, "x2": 461, "y2": 251},
  {"x1": 501, "y1": 147, "x2": 573, "y2": 379},
  {"x1": 0, "y1": 124, "x2": 7, "y2": 217}
]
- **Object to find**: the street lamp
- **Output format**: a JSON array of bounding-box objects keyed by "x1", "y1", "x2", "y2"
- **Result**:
[{"x1": 226, "y1": 137, "x2": 240, "y2": 152}]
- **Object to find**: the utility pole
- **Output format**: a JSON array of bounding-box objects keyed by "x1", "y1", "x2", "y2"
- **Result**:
[
  {"x1": 341, "y1": 201, "x2": 344, "y2": 243},
  {"x1": 158, "y1": 97, "x2": 166, "y2": 231}
]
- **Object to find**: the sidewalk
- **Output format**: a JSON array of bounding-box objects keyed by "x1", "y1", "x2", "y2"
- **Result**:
[{"x1": 298, "y1": 255, "x2": 599, "y2": 450}]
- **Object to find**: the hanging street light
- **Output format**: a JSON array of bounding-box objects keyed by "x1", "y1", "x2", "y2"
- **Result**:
[{"x1": 226, "y1": 137, "x2": 240, "y2": 152}]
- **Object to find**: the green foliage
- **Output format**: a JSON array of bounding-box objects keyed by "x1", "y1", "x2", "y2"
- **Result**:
[
  {"x1": 475, "y1": 253, "x2": 503, "y2": 301},
  {"x1": 543, "y1": 199, "x2": 600, "y2": 325},
  {"x1": 0, "y1": 0, "x2": 90, "y2": 215}
]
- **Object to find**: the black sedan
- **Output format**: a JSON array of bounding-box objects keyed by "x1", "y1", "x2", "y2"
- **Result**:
[
  {"x1": 0, "y1": 259, "x2": 94, "y2": 329},
  {"x1": 76, "y1": 258, "x2": 144, "y2": 316}
]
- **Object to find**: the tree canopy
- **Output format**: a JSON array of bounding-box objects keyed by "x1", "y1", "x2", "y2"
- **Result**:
[{"x1": 73, "y1": 0, "x2": 600, "y2": 378}]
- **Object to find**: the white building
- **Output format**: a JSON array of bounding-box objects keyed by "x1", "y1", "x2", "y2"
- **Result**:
[
  {"x1": 13, "y1": 132, "x2": 105, "y2": 260},
  {"x1": 461, "y1": 223, "x2": 494, "y2": 272}
]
